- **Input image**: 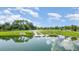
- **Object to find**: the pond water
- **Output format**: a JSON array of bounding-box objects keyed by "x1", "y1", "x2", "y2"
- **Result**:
[
  {"x1": 0, "y1": 36, "x2": 79, "y2": 51},
  {"x1": 0, "y1": 36, "x2": 52, "y2": 51}
]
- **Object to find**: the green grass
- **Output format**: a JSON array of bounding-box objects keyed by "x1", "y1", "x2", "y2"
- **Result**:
[
  {"x1": 39, "y1": 30, "x2": 79, "y2": 37},
  {"x1": 0, "y1": 30, "x2": 79, "y2": 37},
  {"x1": 0, "y1": 30, "x2": 33, "y2": 37}
]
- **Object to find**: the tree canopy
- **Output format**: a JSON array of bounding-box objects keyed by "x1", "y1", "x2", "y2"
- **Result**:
[
  {"x1": 0, "y1": 20, "x2": 36, "y2": 31},
  {"x1": 0, "y1": 19, "x2": 79, "y2": 31}
]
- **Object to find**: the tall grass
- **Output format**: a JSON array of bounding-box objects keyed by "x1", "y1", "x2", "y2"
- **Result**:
[
  {"x1": 39, "y1": 30, "x2": 79, "y2": 37},
  {"x1": 0, "y1": 30, "x2": 33, "y2": 37}
]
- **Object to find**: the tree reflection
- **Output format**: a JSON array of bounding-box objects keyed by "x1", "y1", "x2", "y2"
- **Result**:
[
  {"x1": 13, "y1": 36, "x2": 30, "y2": 43},
  {"x1": 0, "y1": 36, "x2": 31, "y2": 43}
]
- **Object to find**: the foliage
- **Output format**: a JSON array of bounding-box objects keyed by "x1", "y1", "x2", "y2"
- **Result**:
[
  {"x1": 39, "y1": 30, "x2": 79, "y2": 37},
  {"x1": 37, "y1": 25, "x2": 79, "y2": 31},
  {"x1": 0, "y1": 30, "x2": 33, "y2": 37},
  {"x1": 0, "y1": 20, "x2": 36, "y2": 31},
  {"x1": 71, "y1": 37, "x2": 78, "y2": 41}
]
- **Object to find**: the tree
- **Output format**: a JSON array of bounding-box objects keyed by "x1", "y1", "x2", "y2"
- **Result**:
[
  {"x1": 71, "y1": 25, "x2": 77, "y2": 31},
  {"x1": 11, "y1": 20, "x2": 35, "y2": 30},
  {"x1": 54, "y1": 26, "x2": 59, "y2": 29},
  {"x1": 2, "y1": 22, "x2": 11, "y2": 30}
]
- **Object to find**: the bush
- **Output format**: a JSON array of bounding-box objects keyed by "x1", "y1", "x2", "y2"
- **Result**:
[
  {"x1": 71, "y1": 37, "x2": 77, "y2": 41},
  {"x1": 49, "y1": 34, "x2": 58, "y2": 37}
]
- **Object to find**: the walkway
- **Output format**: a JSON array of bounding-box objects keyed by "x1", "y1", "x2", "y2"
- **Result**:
[{"x1": 33, "y1": 30, "x2": 45, "y2": 37}]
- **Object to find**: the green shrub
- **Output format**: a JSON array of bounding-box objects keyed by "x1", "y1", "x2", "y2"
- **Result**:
[
  {"x1": 71, "y1": 37, "x2": 77, "y2": 41},
  {"x1": 49, "y1": 34, "x2": 58, "y2": 37}
]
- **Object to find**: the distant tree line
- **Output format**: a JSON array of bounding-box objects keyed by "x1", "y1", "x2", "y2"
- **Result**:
[
  {"x1": 0, "y1": 20, "x2": 36, "y2": 31},
  {"x1": 0, "y1": 20, "x2": 79, "y2": 31},
  {"x1": 37, "y1": 25, "x2": 79, "y2": 31}
]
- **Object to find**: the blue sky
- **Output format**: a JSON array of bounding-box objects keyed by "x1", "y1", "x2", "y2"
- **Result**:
[{"x1": 0, "y1": 7, "x2": 79, "y2": 27}]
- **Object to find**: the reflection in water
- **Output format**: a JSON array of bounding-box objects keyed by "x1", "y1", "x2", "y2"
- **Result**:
[
  {"x1": 0, "y1": 36, "x2": 30, "y2": 43},
  {"x1": 51, "y1": 35, "x2": 79, "y2": 51},
  {"x1": 46, "y1": 40, "x2": 51, "y2": 45},
  {"x1": 61, "y1": 40, "x2": 74, "y2": 51},
  {"x1": 0, "y1": 35, "x2": 79, "y2": 51},
  {"x1": 51, "y1": 37, "x2": 66, "y2": 51},
  {"x1": 0, "y1": 36, "x2": 51, "y2": 51},
  {"x1": 13, "y1": 36, "x2": 30, "y2": 42}
]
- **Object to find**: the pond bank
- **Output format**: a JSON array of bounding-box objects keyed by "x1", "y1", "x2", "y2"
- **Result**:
[
  {"x1": 0, "y1": 30, "x2": 79, "y2": 38},
  {"x1": 0, "y1": 30, "x2": 33, "y2": 37},
  {"x1": 39, "y1": 30, "x2": 79, "y2": 37}
]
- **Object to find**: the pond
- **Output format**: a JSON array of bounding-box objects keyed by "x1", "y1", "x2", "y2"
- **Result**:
[
  {"x1": 0, "y1": 36, "x2": 52, "y2": 51},
  {"x1": 0, "y1": 36, "x2": 79, "y2": 51}
]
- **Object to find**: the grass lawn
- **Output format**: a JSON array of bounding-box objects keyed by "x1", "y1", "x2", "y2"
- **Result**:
[
  {"x1": 0, "y1": 30, "x2": 79, "y2": 37},
  {"x1": 0, "y1": 30, "x2": 33, "y2": 37},
  {"x1": 39, "y1": 30, "x2": 79, "y2": 37}
]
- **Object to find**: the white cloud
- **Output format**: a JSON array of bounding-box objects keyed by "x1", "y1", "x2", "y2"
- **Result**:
[
  {"x1": 24, "y1": 7, "x2": 40, "y2": 11},
  {"x1": 3, "y1": 9, "x2": 12, "y2": 15},
  {"x1": 0, "y1": 15, "x2": 21, "y2": 24},
  {"x1": 72, "y1": 7, "x2": 79, "y2": 13},
  {"x1": 16, "y1": 7, "x2": 39, "y2": 17},
  {"x1": 7, "y1": 8, "x2": 13, "y2": 10},
  {"x1": 48, "y1": 13, "x2": 62, "y2": 18},
  {"x1": 11, "y1": 15, "x2": 23, "y2": 20},
  {"x1": 35, "y1": 7, "x2": 39, "y2": 11},
  {"x1": 48, "y1": 13, "x2": 62, "y2": 20},
  {"x1": 34, "y1": 7, "x2": 40, "y2": 11},
  {"x1": 65, "y1": 13, "x2": 79, "y2": 20},
  {"x1": 22, "y1": 9, "x2": 39, "y2": 17},
  {"x1": 33, "y1": 22, "x2": 42, "y2": 27},
  {"x1": 15, "y1": 7, "x2": 23, "y2": 10},
  {"x1": 0, "y1": 8, "x2": 33, "y2": 24},
  {"x1": 0, "y1": 15, "x2": 5, "y2": 19},
  {"x1": 0, "y1": 14, "x2": 31, "y2": 24}
]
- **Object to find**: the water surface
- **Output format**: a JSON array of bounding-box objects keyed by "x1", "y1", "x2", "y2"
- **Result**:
[{"x1": 0, "y1": 36, "x2": 52, "y2": 51}]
